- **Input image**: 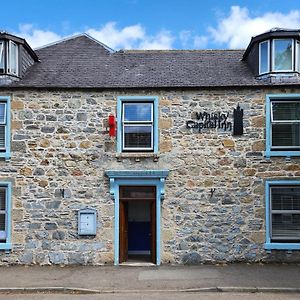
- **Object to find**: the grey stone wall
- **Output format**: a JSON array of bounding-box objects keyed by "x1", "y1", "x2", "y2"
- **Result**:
[{"x1": 0, "y1": 87, "x2": 299, "y2": 265}]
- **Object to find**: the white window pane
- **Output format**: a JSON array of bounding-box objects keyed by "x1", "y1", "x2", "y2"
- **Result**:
[
  {"x1": 272, "y1": 124, "x2": 300, "y2": 147},
  {"x1": 9, "y1": 42, "x2": 18, "y2": 75},
  {"x1": 259, "y1": 41, "x2": 269, "y2": 74},
  {"x1": 0, "y1": 42, "x2": 4, "y2": 72},
  {"x1": 274, "y1": 39, "x2": 293, "y2": 71},
  {"x1": 124, "y1": 125, "x2": 152, "y2": 148},
  {"x1": 272, "y1": 102, "x2": 300, "y2": 121},
  {"x1": 124, "y1": 103, "x2": 153, "y2": 122}
]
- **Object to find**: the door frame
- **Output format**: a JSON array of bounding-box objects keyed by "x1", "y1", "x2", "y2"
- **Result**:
[{"x1": 106, "y1": 170, "x2": 169, "y2": 266}]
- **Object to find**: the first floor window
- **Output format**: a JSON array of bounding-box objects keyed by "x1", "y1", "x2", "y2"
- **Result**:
[
  {"x1": 269, "y1": 185, "x2": 300, "y2": 242},
  {"x1": 271, "y1": 100, "x2": 300, "y2": 149},
  {"x1": 266, "y1": 94, "x2": 300, "y2": 157},
  {"x1": 117, "y1": 96, "x2": 158, "y2": 153},
  {"x1": 0, "y1": 182, "x2": 11, "y2": 250}
]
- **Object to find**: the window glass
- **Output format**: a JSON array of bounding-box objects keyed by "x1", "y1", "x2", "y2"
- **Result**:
[
  {"x1": 0, "y1": 125, "x2": 6, "y2": 150},
  {"x1": 0, "y1": 188, "x2": 6, "y2": 240},
  {"x1": 0, "y1": 41, "x2": 4, "y2": 73},
  {"x1": 0, "y1": 104, "x2": 7, "y2": 124},
  {"x1": 0, "y1": 188, "x2": 5, "y2": 211},
  {"x1": 272, "y1": 102, "x2": 300, "y2": 121},
  {"x1": 124, "y1": 125, "x2": 152, "y2": 149},
  {"x1": 274, "y1": 39, "x2": 293, "y2": 71},
  {"x1": 120, "y1": 186, "x2": 156, "y2": 199},
  {"x1": 9, "y1": 42, "x2": 18, "y2": 75},
  {"x1": 259, "y1": 41, "x2": 269, "y2": 74},
  {"x1": 123, "y1": 103, "x2": 152, "y2": 122},
  {"x1": 271, "y1": 186, "x2": 300, "y2": 240},
  {"x1": 271, "y1": 101, "x2": 300, "y2": 149},
  {"x1": 272, "y1": 124, "x2": 300, "y2": 147},
  {"x1": 272, "y1": 187, "x2": 300, "y2": 210}
]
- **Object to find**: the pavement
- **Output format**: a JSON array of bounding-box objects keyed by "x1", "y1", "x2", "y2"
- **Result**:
[{"x1": 0, "y1": 263, "x2": 299, "y2": 295}]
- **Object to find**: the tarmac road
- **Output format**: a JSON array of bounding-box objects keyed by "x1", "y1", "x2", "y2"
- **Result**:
[{"x1": 0, "y1": 292, "x2": 299, "y2": 300}]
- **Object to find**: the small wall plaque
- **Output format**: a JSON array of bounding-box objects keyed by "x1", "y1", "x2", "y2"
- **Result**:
[{"x1": 78, "y1": 208, "x2": 97, "y2": 236}]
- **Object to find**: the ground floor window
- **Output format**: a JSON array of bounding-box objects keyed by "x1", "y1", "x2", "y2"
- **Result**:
[
  {"x1": 265, "y1": 180, "x2": 300, "y2": 250},
  {"x1": 0, "y1": 182, "x2": 11, "y2": 250}
]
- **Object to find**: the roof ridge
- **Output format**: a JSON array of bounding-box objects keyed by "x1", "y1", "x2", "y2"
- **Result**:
[
  {"x1": 120, "y1": 49, "x2": 245, "y2": 53},
  {"x1": 34, "y1": 33, "x2": 115, "y2": 53}
]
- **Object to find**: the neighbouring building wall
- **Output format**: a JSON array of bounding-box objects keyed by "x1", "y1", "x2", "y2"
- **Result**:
[{"x1": 0, "y1": 87, "x2": 299, "y2": 265}]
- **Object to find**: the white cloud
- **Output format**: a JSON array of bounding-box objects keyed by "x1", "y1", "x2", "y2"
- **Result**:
[
  {"x1": 193, "y1": 35, "x2": 208, "y2": 49},
  {"x1": 179, "y1": 30, "x2": 208, "y2": 49},
  {"x1": 138, "y1": 30, "x2": 174, "y2": 50},
  {"x1": 14, "y1": 8, "x2": 300, "y2": 51},
  {"x1": 208, "y1": 6, "x2": 300, "y2": 48},
  {"x1": 14, "y1": 24, "x2": 63, "y2": 49},
  {"x1": 86, "y1": 22, "x2": 145, "y2": 49},
  {"x1": 13, "y1": 22, "x2": 175, "y2": 50}
]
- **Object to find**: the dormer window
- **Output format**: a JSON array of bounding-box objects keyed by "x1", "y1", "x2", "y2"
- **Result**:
[
  {"x1": 0, "y1": 40, "x2": 19, "y2": 76},
  {"x1": 243, "y1": 29, "x2": 300, "y2": 78},
  {"x1": 259, "y1": 38, "x2": 297, "y2": 75}
]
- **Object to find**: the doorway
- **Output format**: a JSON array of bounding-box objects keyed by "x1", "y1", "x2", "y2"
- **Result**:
[{"x1": 119, "y1": 186, "x2": 156, "y2": 264}]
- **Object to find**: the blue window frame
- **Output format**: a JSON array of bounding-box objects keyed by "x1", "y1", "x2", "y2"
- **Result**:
[
  {"x1": 117, "y1": 96, "x2": 159, "y2": 153},
  {"x1": 0, "y1": 96, "x2": 10, "y2": 160},
  {"x1": 265, "y1": 180, "x2": 300, "y2": 250},
  {"x1": 0, "y1": 181, "x2": 12, "y2": 251},
  {"x1": 265, "y1": 94, "x2": 300, "y2": 158}
]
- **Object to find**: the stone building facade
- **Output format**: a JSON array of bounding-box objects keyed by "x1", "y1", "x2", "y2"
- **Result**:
[{"x1": 0, "y1": 29, "x2": 300, "y2": 265}]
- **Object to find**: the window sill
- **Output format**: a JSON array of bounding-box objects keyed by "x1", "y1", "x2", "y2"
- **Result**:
[
  {"x1": 116, "y1": 152, "x2": 159, "y2": 162},
  {"x1": 265, "y1": 150, "x2": 300, "y2": 159},
  {"x1": 265, "y1": 242, "x2": 300, "y2": 250}
]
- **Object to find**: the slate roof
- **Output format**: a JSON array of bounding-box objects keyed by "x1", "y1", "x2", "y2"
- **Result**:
[{"x1": 7, "y1": 34, "x2": 300, "y2": 89}]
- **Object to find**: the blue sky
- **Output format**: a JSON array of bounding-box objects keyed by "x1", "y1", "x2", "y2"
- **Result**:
[{"x1": 2, "y1": 0, "x2": 300, "y2": 50}]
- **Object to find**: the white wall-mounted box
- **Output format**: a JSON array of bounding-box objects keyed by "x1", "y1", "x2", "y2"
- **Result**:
[{"x1": 78, "y1": 208, "x2": 97, "y2": 236}]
